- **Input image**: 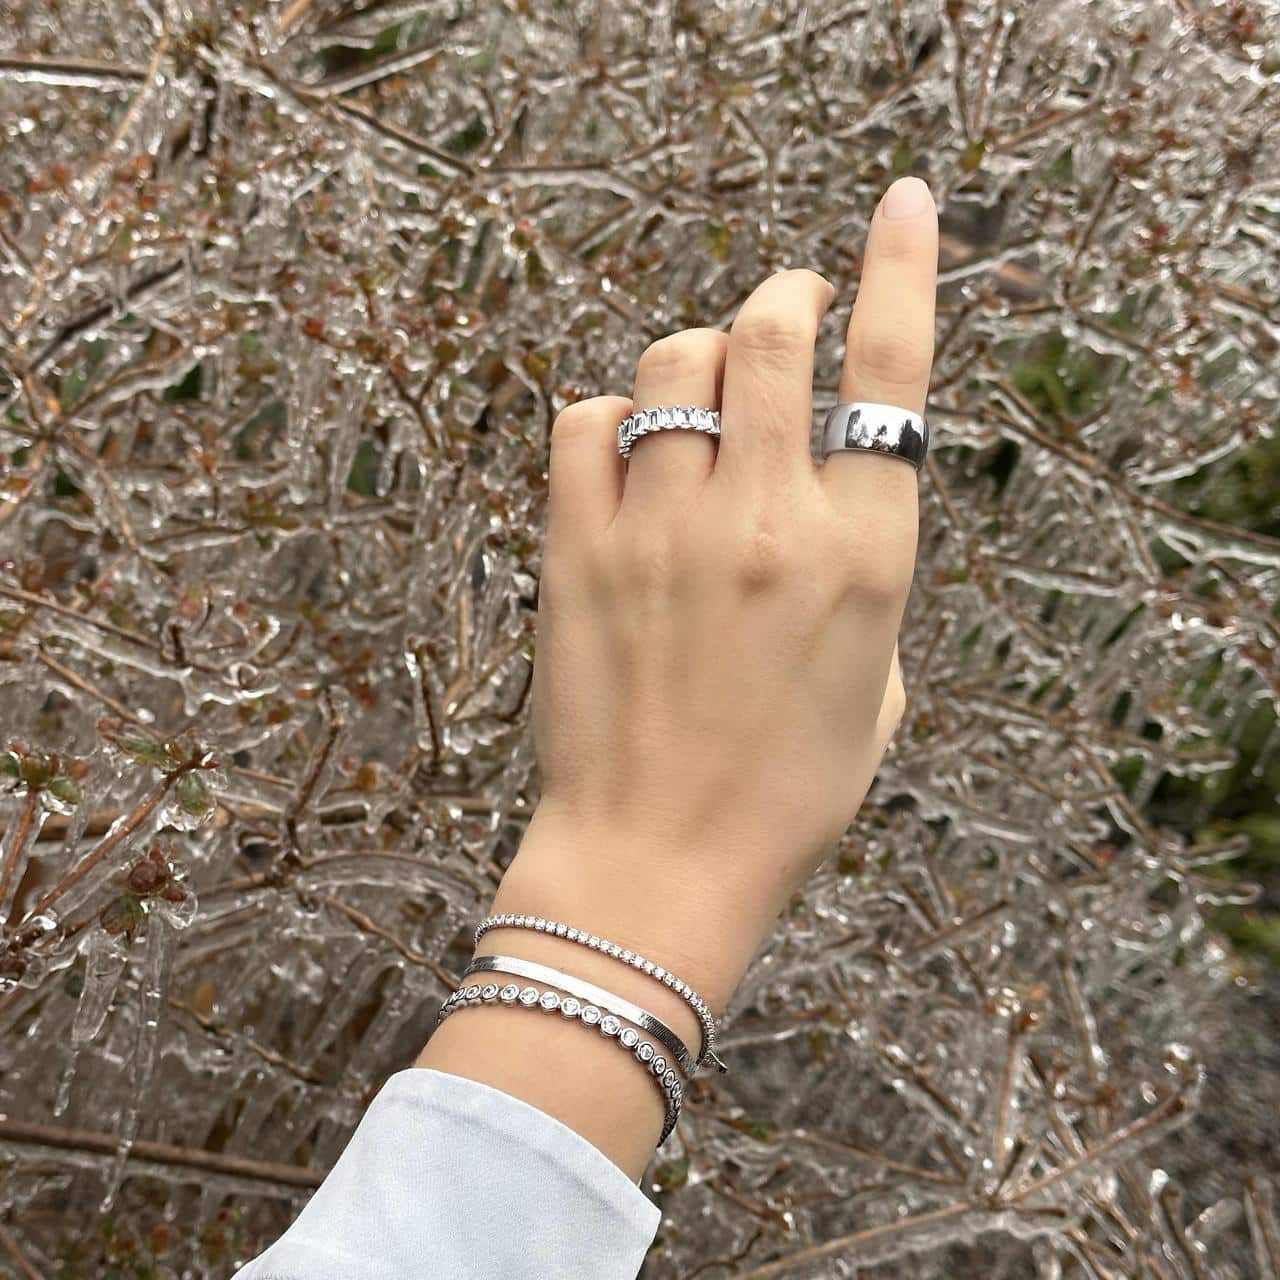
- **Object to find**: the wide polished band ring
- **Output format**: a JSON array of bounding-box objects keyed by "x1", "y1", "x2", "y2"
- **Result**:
[
  {"x1": 618, "y1": 404, "x2": 721, "y2": 459},
  {"x1": 819, "y1": 401, "x2": 929, "y2": 470}
]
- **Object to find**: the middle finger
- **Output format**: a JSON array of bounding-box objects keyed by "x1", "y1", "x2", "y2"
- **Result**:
[{"x1": 714, "y1": 268, "x2": 836, "y2": 492}]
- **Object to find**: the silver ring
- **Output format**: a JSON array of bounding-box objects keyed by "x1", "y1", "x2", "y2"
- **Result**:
[
  {"x1": 617, "y1": 405, "x2": 720, "y2": 459},
  {"x1": 819, "y1": 402, "x2": 928, "y2": 470}
]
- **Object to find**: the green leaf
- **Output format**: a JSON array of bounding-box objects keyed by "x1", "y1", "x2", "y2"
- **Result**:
[
  {"x1": 346, "y1": 440, "x2": 379, "y2": 496},
  {"x1": 1225, "y1": 914, "x2": 1280, "y2": 966},
  {"x1": 706, "y1": 222, "x2": 732, "y2": 263},
  {"x1": 47, "y1": 775, "x2": 80, "y2": 806},
  {"x1": 100, "y1": 893, "x2": 147, "y2": 936},
  {"x1": 808, "y1": 1028, "x2": 833, "y2": 1064},
  {"x1": 176, "y1": 771, "x2": 212, "y2": 817},
  {"x1": 653, "y1": 1156, "x2": 689, "y2": 1191},
  {"x1": 724, "y1": 1114, "x2": 770, "y2": 1141},
  {"x1": 164, "y1": 363, "x2": 203, "y2": 402},
  {"x1": 19, "y1": 755, "x2": 53, "y2": 787},
  {"x1": 121, "y1": 733, "x2": 182, "y2": 771},
  {"x1": 960, "y1": 139, "x2": 986, "y2": 172},
  {"x1": 445, "y1": 113, "x2": 487, "y2": 157}
]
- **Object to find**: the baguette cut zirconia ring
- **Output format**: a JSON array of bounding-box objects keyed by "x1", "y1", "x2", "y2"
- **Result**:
[
  {"x1": 819, "y1": 402, "x2": 928, "y2": 470},
  {"x1": 618, "y1": 405, "x2": 721, "y2": 459}
]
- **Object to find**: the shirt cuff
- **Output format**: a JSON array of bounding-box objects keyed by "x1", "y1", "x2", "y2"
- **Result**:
[
  {"x1": 405, "y1": 1065, "x2": 663, "y2": 1242},
  {"x1": 237, "y1": 1065, "x2": 662, "y2": 1280}
]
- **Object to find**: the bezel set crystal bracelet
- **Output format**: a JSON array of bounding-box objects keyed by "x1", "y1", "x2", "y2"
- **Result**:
[
  {"x1": 465, "y1": 953, "x2": 699, "y2": 1079},
  {"x1": 433, "y1": 912, "x2": 729, "y2": 1146},
  {"x1": 437, "y1": 977, "x2": 684, "y2": 1146}
]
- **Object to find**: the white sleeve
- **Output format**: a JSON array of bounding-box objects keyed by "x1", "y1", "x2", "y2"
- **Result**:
[{"x1": 235, "y1": 1067, "x2": 662, "y2": 1280}]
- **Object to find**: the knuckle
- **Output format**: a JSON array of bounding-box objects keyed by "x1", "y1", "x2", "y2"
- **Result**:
[
  {"x1": 768, "y1": 266, "x2": 836, "y2": 298},
  {"x1": 733, "y1": 511, "x2": 792, "y2": 591},
  {"x1": 834, "y1": 524, "x2": 916, "y2": 609},
  {"x1": 731, "y1": 307, "x2": 814, "y2": 358},
  {"x1": 636, "y1": 328, "x2": 724, "y2": 382},
  {"x1": 851, "y1": 326, "x2": 932, "y2": 388},
  {"x1": 551, "y1": 398, "x2": 611, "y2": 444},
  {"x1": 796, "y1": 266, "x2": 835, "y2": 295},
  {"x1": 769, "y1": 266, "x2": 836, "y2": 300},
  {"x1": 842, "y1": 550, "x2": 912, "y2": 614}
]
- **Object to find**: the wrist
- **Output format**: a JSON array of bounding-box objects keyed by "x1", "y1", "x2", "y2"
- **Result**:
[
  {"x1": 417, "y1": 802, "x2": 778, "y2": 1182},
  {"x1": 491, "y1": 801, "x2": 768, "y2": 1019}
]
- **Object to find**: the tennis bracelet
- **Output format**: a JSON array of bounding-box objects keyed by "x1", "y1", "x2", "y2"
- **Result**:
[{"x1": 474, "y1": 912, "x2": 727, "y2": 1074}]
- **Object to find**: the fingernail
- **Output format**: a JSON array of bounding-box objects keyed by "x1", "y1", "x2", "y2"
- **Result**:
[{"x1": 879, "y1": 176, "x2": 932, "y2": 220}]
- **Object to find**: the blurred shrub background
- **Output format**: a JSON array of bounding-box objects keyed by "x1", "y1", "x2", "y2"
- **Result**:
[{"x1": 1, "y1": 1, "x2": 1278, "y2": 1275}]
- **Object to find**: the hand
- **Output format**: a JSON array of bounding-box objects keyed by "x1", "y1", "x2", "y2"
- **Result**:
[{"x1": 504, "y1": 176, "x2": 939, "y2": 1009}]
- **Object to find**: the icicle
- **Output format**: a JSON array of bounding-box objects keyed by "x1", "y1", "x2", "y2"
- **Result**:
[{"x1": 101, "y1": 918, "x2": 175, "y2": 1211}]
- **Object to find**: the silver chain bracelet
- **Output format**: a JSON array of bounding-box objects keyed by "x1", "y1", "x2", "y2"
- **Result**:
[
  {"x1": 474, "y1": 913, "x2": 727, "y2": 1074},
  {"x1": 437, "y1": 978, "x2": 684, "y2": 1145}
]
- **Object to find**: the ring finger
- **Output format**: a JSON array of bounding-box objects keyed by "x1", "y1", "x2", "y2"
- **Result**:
[{"x1": 620, "y1": 327, "x2": 729, "y2": 510}]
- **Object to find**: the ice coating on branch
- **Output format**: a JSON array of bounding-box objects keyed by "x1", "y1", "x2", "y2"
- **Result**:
[{"x1": 1, "y1": 0, "x2": 1278, "y2": 1275}]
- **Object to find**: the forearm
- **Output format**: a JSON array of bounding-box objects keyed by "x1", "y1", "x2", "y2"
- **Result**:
[{"x1": 415, "y1": 801, "x2": 790, "y2": 1181}]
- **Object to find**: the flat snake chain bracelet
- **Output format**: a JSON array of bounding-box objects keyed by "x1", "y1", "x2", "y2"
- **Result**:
[
  {"x1": 474, "y1": 913, "x2": 727, "y2": 1075},
  {"x1": 463, "y1": 953, "x2": 697, "y2": 1079},
  {"x1": 437, "y1": 978, "x2": 683, "y2": 1146}
]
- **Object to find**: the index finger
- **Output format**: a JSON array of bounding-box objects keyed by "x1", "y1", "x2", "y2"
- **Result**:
[{"x1": 820, "y1": 176, "x2": 938, "y2": 524}]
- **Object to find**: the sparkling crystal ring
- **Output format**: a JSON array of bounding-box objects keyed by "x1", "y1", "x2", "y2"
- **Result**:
[
  {"x1": 818, "y1": 401, "x2": 929, "y2": 470},
  {"x1": 617, "y1": 404, "x2": 721, "y2": 459}
]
